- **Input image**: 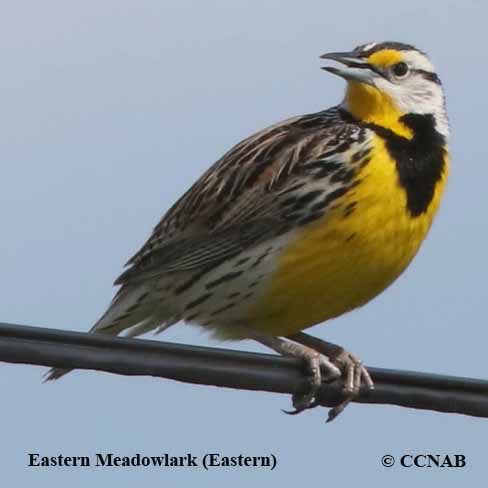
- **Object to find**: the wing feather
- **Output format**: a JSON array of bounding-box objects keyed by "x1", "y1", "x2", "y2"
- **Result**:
[
  {"x1": 118, "y1": 107, "x2": 368, "y2": 285},
  {"x1": 115, "y1": 219, "x2": 284, "y2": 284}
]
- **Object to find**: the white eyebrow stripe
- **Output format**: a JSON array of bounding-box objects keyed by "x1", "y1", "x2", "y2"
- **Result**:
[
  {"x1": 362, "y1": 42, "x2": 378, "y2": 51},
  {"x1": 402, "y1": 50, "x2": 435, "y2": 72}
]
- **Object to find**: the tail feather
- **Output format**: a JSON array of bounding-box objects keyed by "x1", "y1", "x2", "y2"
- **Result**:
[
  {"x1": 124, "y1": 315, "x2": 178, "y2": 338},
  {"x1": 44, "y1": 367, "x2": 71, "y2": 382},
  {"x1": 45, "y1": 282, "x2": 179, "y2": 381}
]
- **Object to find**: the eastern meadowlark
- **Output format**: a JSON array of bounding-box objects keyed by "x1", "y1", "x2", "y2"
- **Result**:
[{"x1": 47, "y1": 41, "x2": 449, "y2": 418}]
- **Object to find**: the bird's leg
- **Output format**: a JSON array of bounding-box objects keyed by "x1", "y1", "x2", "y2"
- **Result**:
[
  {"x1": 245, "y1": 328, "x2": 341, "y2": 412},
  {"x1": 287, "y1": 332, "x2": 374, "y2": 421}
]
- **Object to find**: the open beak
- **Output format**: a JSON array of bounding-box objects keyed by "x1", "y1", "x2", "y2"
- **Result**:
[{"x1": 320, "y1": 51, "x2": 376, "y2": 86}]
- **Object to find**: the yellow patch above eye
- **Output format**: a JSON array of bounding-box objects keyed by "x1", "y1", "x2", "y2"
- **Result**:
[{"x1": 367, "y1": 49, "x2": 404, "y2": 67}]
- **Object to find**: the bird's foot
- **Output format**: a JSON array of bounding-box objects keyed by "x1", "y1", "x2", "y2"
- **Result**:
[
  {"x1": 244, "y1": 329, "x2": 342, "y2": 414},
  {"x1": 324, "y1": 347, "x2": 374, "y2": 422},
  {"x1": 278, "y1": 340, "x2": 341, "y2": 414},
  {"x1": 287, "y1": 333, "x2": 374, "y2": 421}
]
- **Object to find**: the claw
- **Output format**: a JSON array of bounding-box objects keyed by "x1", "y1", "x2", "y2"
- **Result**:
[
  {"x1": 283, "y1": 394, "x2": 321, "y2": 415},
  {"x1": 326, "y1": 398, "x2": 352, "y2": 422}
]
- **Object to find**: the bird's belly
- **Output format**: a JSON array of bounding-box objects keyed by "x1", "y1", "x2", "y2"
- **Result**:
[{"x1": 245, "y1": 145, "x2": 447, "y2": 335}]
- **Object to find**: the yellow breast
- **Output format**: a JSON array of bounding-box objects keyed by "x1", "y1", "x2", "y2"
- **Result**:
[{"x1": 247, "y1": 135, "x2": 449, "y2": 335}]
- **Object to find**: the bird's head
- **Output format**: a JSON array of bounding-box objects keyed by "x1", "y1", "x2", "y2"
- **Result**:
[{"x1": 321, "y1": 42, "x2": 449, "y2": 140}]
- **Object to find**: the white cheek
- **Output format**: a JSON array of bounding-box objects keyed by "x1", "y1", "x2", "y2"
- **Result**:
[
  {"x1": 391, "y1": 80, "x2": 434, "y2": 113},
  {"x1": 373, "y1": 77, "x2": 450, "y2": 139}
]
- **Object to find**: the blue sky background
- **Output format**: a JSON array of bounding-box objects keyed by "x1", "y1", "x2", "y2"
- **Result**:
[{"x1": 1, "y1": 1, "x2": 487, "y2": 485}]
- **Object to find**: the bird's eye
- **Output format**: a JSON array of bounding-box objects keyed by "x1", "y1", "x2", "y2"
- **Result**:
[{"x1": 391, "y1": 62, "x2": 409, "y2": 78}]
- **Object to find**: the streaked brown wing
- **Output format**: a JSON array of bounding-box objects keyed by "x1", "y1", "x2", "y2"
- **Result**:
[
  {"x1": 116, "y1": 107, "x2": 364, "y2": 285},
  {"x1": 115, "y1": 218, "x2": 285, "y2": 285}
]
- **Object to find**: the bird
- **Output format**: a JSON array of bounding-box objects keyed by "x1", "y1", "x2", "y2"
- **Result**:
[{"x1": 46, "y1": 41, "x2": 449, "y2": 419}]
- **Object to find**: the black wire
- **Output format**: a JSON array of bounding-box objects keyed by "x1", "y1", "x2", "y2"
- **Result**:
[{"x1": 1, "y1": 322, "x2": 488, "y2": 418}]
